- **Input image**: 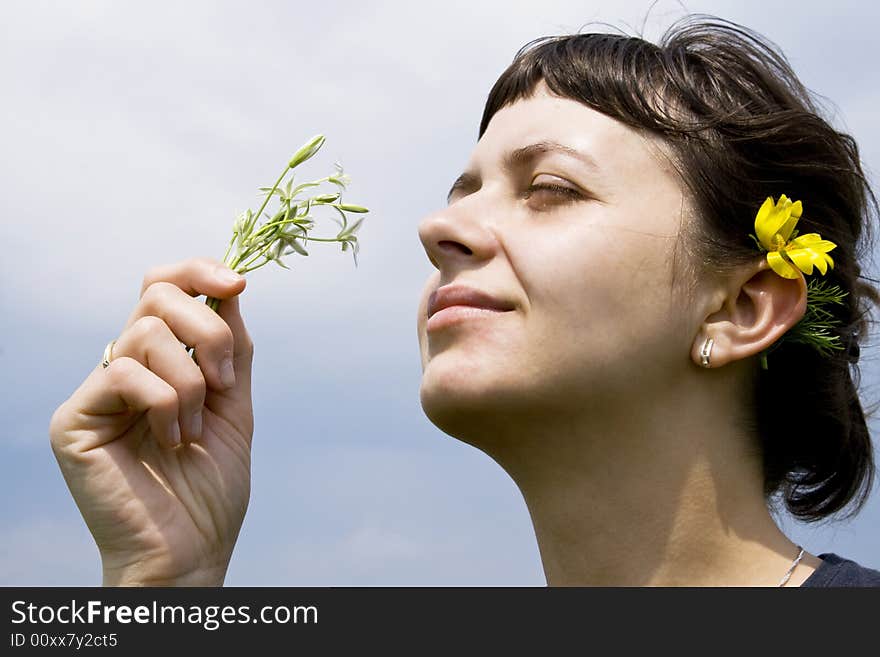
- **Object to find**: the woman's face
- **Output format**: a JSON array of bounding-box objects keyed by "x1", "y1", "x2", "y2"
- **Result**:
[{"x1": 416, "y1": 82, "x2": 696, "y2": 441}]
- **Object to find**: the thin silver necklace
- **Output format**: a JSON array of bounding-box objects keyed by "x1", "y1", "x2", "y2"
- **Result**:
[{"x1": 777, "y1": 545, "x2": 805, "y2": 587}]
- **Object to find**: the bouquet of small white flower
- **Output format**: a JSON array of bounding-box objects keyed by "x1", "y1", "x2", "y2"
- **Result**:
[{"x1": 204, "y1": 134, "x2": 368, "y2": 315}]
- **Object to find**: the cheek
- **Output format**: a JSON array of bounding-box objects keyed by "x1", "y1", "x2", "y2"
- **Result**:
[
  {"x1": 418, "y1": 222, "x2": 684, "y2": 417},
  {"x1": 520, "y1": 230, "x2": 680, "y2": 382}
]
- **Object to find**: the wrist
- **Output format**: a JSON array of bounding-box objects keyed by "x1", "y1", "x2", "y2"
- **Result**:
[{"x1": 102, "y1": 560, "x2": 228, "y2": 587}]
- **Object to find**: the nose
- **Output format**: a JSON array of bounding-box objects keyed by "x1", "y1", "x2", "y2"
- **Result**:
[{"x1": 417, "y1": 195, "x2": 499, "y2": 271}]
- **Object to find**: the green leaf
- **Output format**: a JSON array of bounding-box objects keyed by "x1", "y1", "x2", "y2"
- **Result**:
[
  {"x1": 341, "y1": 217, "x2": 364, "y2": 237},
  {"x1": 296, "y1": 198, "x2": 313, "y2": 219},
  {"x1": 330, "y1": 205, "x2": 348, "y2": 230},
  {"x1": 291, "y1": 181, "x2": 322, "y2": 196},
  {"x1": 771, "y1": 277, "x2": 848, "y2": 363}
]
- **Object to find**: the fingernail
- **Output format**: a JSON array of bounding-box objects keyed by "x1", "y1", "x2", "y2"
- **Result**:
[
  {"x1": 189, "y1": 411, "x2": 203, "y2": 439},
  {"x1": 168, "y1": 421, "x2": 181, "y2": 446},
  {"x1": 220, "y1": 358, "x2": 236, "y2": 388},
  {"x1": 216, "y1": 266, "x2": 243, "y2": 285}
]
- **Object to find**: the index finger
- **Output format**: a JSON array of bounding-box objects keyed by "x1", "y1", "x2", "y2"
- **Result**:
[
  {"x1": 134, "y1": 256, "x2": 254, "y2": 380},
  {"x1": 140, "y1": 257, "x2": 246, "y2": 300}
]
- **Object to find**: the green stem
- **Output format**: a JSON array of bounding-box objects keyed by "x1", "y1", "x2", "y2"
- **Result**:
[
  {"x1": 238, "y1": 261, "x2": 270, "y2": 274},
  {"x1": 235, "y1": 236, "x2": 347, "y2": 274},
  {"x1": 238, "y1": 239, "x2": 278, "y2": 271},
  {"x1": 195, "y1": 167, "x2": 340, "y2": 361},
  {"x1": 251, "y1": 166, "x2": 291, "y2": 233},
  {"x1": 197, "y1": 176, "x2": 293, "y2": 358},
  {"x1": 298, "y1": 236, "x2": 348, "y2": 244},
  {"x1": 236, "y1": 244, "x2": 266, "y2": 271},
  {"x1": 222, "y1": 231, "x2": 237, "y2": 265},
  {"x1": 251, "y1": 216, "x2": 307, "y2": 239},
  {"x1": 234, "y1": 217, "x2": 295, "y2": 271}
]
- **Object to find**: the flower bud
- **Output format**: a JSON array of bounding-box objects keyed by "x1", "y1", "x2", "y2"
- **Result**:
[
  {"x1": 288, "y1": 134, "x2": 326, "y2": 169},
  {"x1": 337, "y1": 204, "x2": 369, "y2": 213}
]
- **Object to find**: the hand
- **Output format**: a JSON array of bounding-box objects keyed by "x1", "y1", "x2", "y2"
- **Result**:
[{"x1": 49, "y1": 258, "x2": 254, "y2": 586}]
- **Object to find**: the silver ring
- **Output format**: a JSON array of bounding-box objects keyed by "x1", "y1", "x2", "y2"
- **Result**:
[
  {"x1": 700, "y1": 337, "x2": 714, "y2": 368},
  {"x1": 101, "y1": 339, "x2": 118, "y2": 369}
]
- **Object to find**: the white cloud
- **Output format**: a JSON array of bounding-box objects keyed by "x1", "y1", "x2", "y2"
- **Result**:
[
  {"x1": 0, "y1": 517, "x2": 100, "y2": 586},
  {"x1": 4, "y1": 0, "x2": 880, "y2": 585}
]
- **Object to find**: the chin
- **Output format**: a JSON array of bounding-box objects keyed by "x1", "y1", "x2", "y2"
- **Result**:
[{"x1": 418, "y1": 353, "x2": 524, "y2": 448}]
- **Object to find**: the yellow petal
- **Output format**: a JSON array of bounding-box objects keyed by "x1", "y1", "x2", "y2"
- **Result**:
[
  {"x1": 790, "y1": 233, "x2": 837, "y2": 253},
  {"x1": 777, "y1": 202, "x2": 801, "y2": 242},
  {"x1": 767, "y1": 250, "x2": 802, "y2": 279},
  {"x1": 755, "y1": 197, "x2": 793, "y2": 250},
  {"x1": 787, "y1": 247, "x2": 820, "y2": 275},
  {"x1": 753, "y1": 197, "x2": 776, "y2": 249},
  {"x1": 755, "y1": 196, "x2": 775, "y2": 224}
]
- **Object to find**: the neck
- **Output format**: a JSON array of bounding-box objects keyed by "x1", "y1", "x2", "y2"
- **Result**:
[{"x1": 475, "y1": 371, "x2": 805, "y2": 586}]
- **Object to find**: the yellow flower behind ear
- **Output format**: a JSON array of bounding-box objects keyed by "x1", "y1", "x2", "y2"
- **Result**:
[{"x1": 751, "y1": 195, "x2": 837, "y2": 279}]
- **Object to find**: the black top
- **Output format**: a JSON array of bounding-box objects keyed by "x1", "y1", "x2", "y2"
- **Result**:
[{"x1": 801, "y1": 553, "x2": 880, "y2": 587}]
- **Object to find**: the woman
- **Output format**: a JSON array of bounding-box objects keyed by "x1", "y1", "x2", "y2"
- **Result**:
[{"x1": 50, "y1": 16, "x2": 880, "y2": 586}]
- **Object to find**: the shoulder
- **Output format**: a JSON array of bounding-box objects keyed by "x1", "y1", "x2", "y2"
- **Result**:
[{"x1": 801, "y1": 553, "x2": 880, "y2": 587}]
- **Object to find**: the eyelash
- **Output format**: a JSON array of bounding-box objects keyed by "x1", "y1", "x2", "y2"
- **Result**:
[
  {"x1": 447, "y1": 182, "x2": 583, "y2": 207},
  {"x1": 524, "y1": 183, "x2": 582, "y2": 203}
]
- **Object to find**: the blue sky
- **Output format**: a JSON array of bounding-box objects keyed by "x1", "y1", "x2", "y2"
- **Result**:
[{"x1": 2, "y1": 0, "x2": 878, "y2": 585}]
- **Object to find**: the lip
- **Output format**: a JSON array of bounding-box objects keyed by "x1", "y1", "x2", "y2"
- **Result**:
[{"x1": 426, "y1": 284, "x2": 515, "y2": 331}]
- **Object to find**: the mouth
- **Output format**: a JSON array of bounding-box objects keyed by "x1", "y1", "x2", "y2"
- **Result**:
[{"x1": 426, "y1": 284, "x2": 516, "y2": 331}]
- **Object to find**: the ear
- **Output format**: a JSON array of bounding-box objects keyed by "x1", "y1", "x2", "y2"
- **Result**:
[{"x1": 692, "y1": 263, "x2": 807, "y2": 368}]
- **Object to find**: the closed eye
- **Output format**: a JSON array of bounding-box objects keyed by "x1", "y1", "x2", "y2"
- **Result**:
[{"x1": 524, "y1": 183, "x2": 583, "y2": 204}]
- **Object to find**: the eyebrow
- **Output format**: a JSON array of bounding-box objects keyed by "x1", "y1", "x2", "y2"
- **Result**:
[{"x1": 446, "y1": 139, "x2": 600, "y2": 204}]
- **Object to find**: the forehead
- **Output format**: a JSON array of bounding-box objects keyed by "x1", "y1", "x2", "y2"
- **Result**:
[{"x1": 470, "y1": 84, "x2": 674, "y2": 181}]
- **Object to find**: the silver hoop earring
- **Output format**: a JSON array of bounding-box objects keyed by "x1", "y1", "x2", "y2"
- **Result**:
[{"x1": 700, "y1": 337, "x2": 715, "y2": 368}]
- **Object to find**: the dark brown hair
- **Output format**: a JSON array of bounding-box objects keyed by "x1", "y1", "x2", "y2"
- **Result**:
[{"x1": 479, "y1": 15, "x2": 879, "y2": 521}]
